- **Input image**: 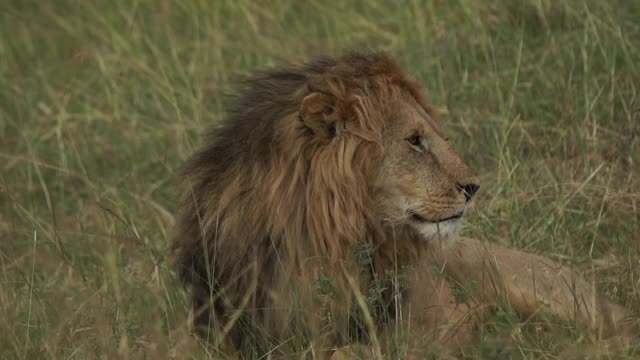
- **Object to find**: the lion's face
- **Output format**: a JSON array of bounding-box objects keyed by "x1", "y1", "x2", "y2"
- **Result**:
[{"x1": 372, "y1": 96, "x2": 479, "y2": 243}]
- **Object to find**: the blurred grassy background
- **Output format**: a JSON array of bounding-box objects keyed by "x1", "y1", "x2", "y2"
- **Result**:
[{"x1": 1, "y1": 0, "x2": 639, "y2": 358}]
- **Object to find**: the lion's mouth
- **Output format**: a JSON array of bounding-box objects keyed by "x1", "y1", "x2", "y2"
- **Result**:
[{"x1": 408, "y1": 210, "x2": 463, "y2": 223}]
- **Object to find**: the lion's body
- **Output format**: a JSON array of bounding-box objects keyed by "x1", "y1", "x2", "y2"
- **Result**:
[{"x1": 174, "y1": 52, "x2": 634, "y2": 358}]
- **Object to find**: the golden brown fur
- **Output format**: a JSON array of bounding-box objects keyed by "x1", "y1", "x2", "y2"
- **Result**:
[
  {"x1": 174, "y1": 53, "x2": 428, "y2": 356},
  {"x1": 174, "y1": 52, "x2": 635, "y2": 358}
]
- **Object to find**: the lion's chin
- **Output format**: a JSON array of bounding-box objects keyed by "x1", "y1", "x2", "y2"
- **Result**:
[{"x1": 414, "y1": 218, "x2": 462, "y2": 246}]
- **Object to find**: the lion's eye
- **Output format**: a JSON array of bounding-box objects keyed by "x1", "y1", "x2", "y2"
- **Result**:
[{"x1": 407, "y1": 134, "x2": 423, "y2": 149}]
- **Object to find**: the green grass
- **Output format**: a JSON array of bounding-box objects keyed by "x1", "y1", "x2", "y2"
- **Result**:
[{"x1": 1, "y1": 0, "x2": 639, "y2": 358}]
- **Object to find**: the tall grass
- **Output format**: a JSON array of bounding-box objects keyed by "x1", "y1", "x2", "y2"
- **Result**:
[{"x1": 1, "y1": 0, "x2": 638, "y2": 358}]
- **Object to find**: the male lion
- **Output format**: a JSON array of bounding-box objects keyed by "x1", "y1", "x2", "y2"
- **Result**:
[{"x1": 174, "y1": 52, "x2": 634, "y2": 358}]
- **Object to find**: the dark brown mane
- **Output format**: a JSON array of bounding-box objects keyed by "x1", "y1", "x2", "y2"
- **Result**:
[{"x1": 173, "y1": 51, "x2": 433, "y2": 354}]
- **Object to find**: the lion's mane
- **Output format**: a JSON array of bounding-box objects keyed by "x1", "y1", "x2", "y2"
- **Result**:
[{"x1": 174, "y1": 52, "x2": 436, "y2": 351}]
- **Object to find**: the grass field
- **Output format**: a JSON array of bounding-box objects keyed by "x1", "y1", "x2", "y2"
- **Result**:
[{"x1": 1, "y1": 0, "x2": 639, "y2": 358}]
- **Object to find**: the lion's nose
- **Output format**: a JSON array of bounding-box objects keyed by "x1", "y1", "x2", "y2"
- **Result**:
[{"x1": 456, "y1": 182, "x2": 480, "y2": 202}]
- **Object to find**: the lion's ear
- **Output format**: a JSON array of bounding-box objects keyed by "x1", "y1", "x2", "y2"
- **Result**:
[{"x1": 300, "y1": 92, "x2": 338, "y2": 141}]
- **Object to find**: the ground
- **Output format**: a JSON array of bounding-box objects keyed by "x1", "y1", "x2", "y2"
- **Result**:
[{"x1": 1, "y1": 0, "x2": 639, "y2": 359}]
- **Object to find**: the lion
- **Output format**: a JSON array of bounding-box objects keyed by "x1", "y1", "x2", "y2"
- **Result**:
[{"x1": 173, "y1": 52, "x2": 635, "y2": 358}]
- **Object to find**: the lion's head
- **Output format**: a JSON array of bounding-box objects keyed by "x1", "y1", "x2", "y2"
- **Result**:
[
  {"x1": 370, "y1": 90, "x2": 479, "y2": 242},
  {"x1": 174, "y1": 52, "x2": 478, "y2": 353}
]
